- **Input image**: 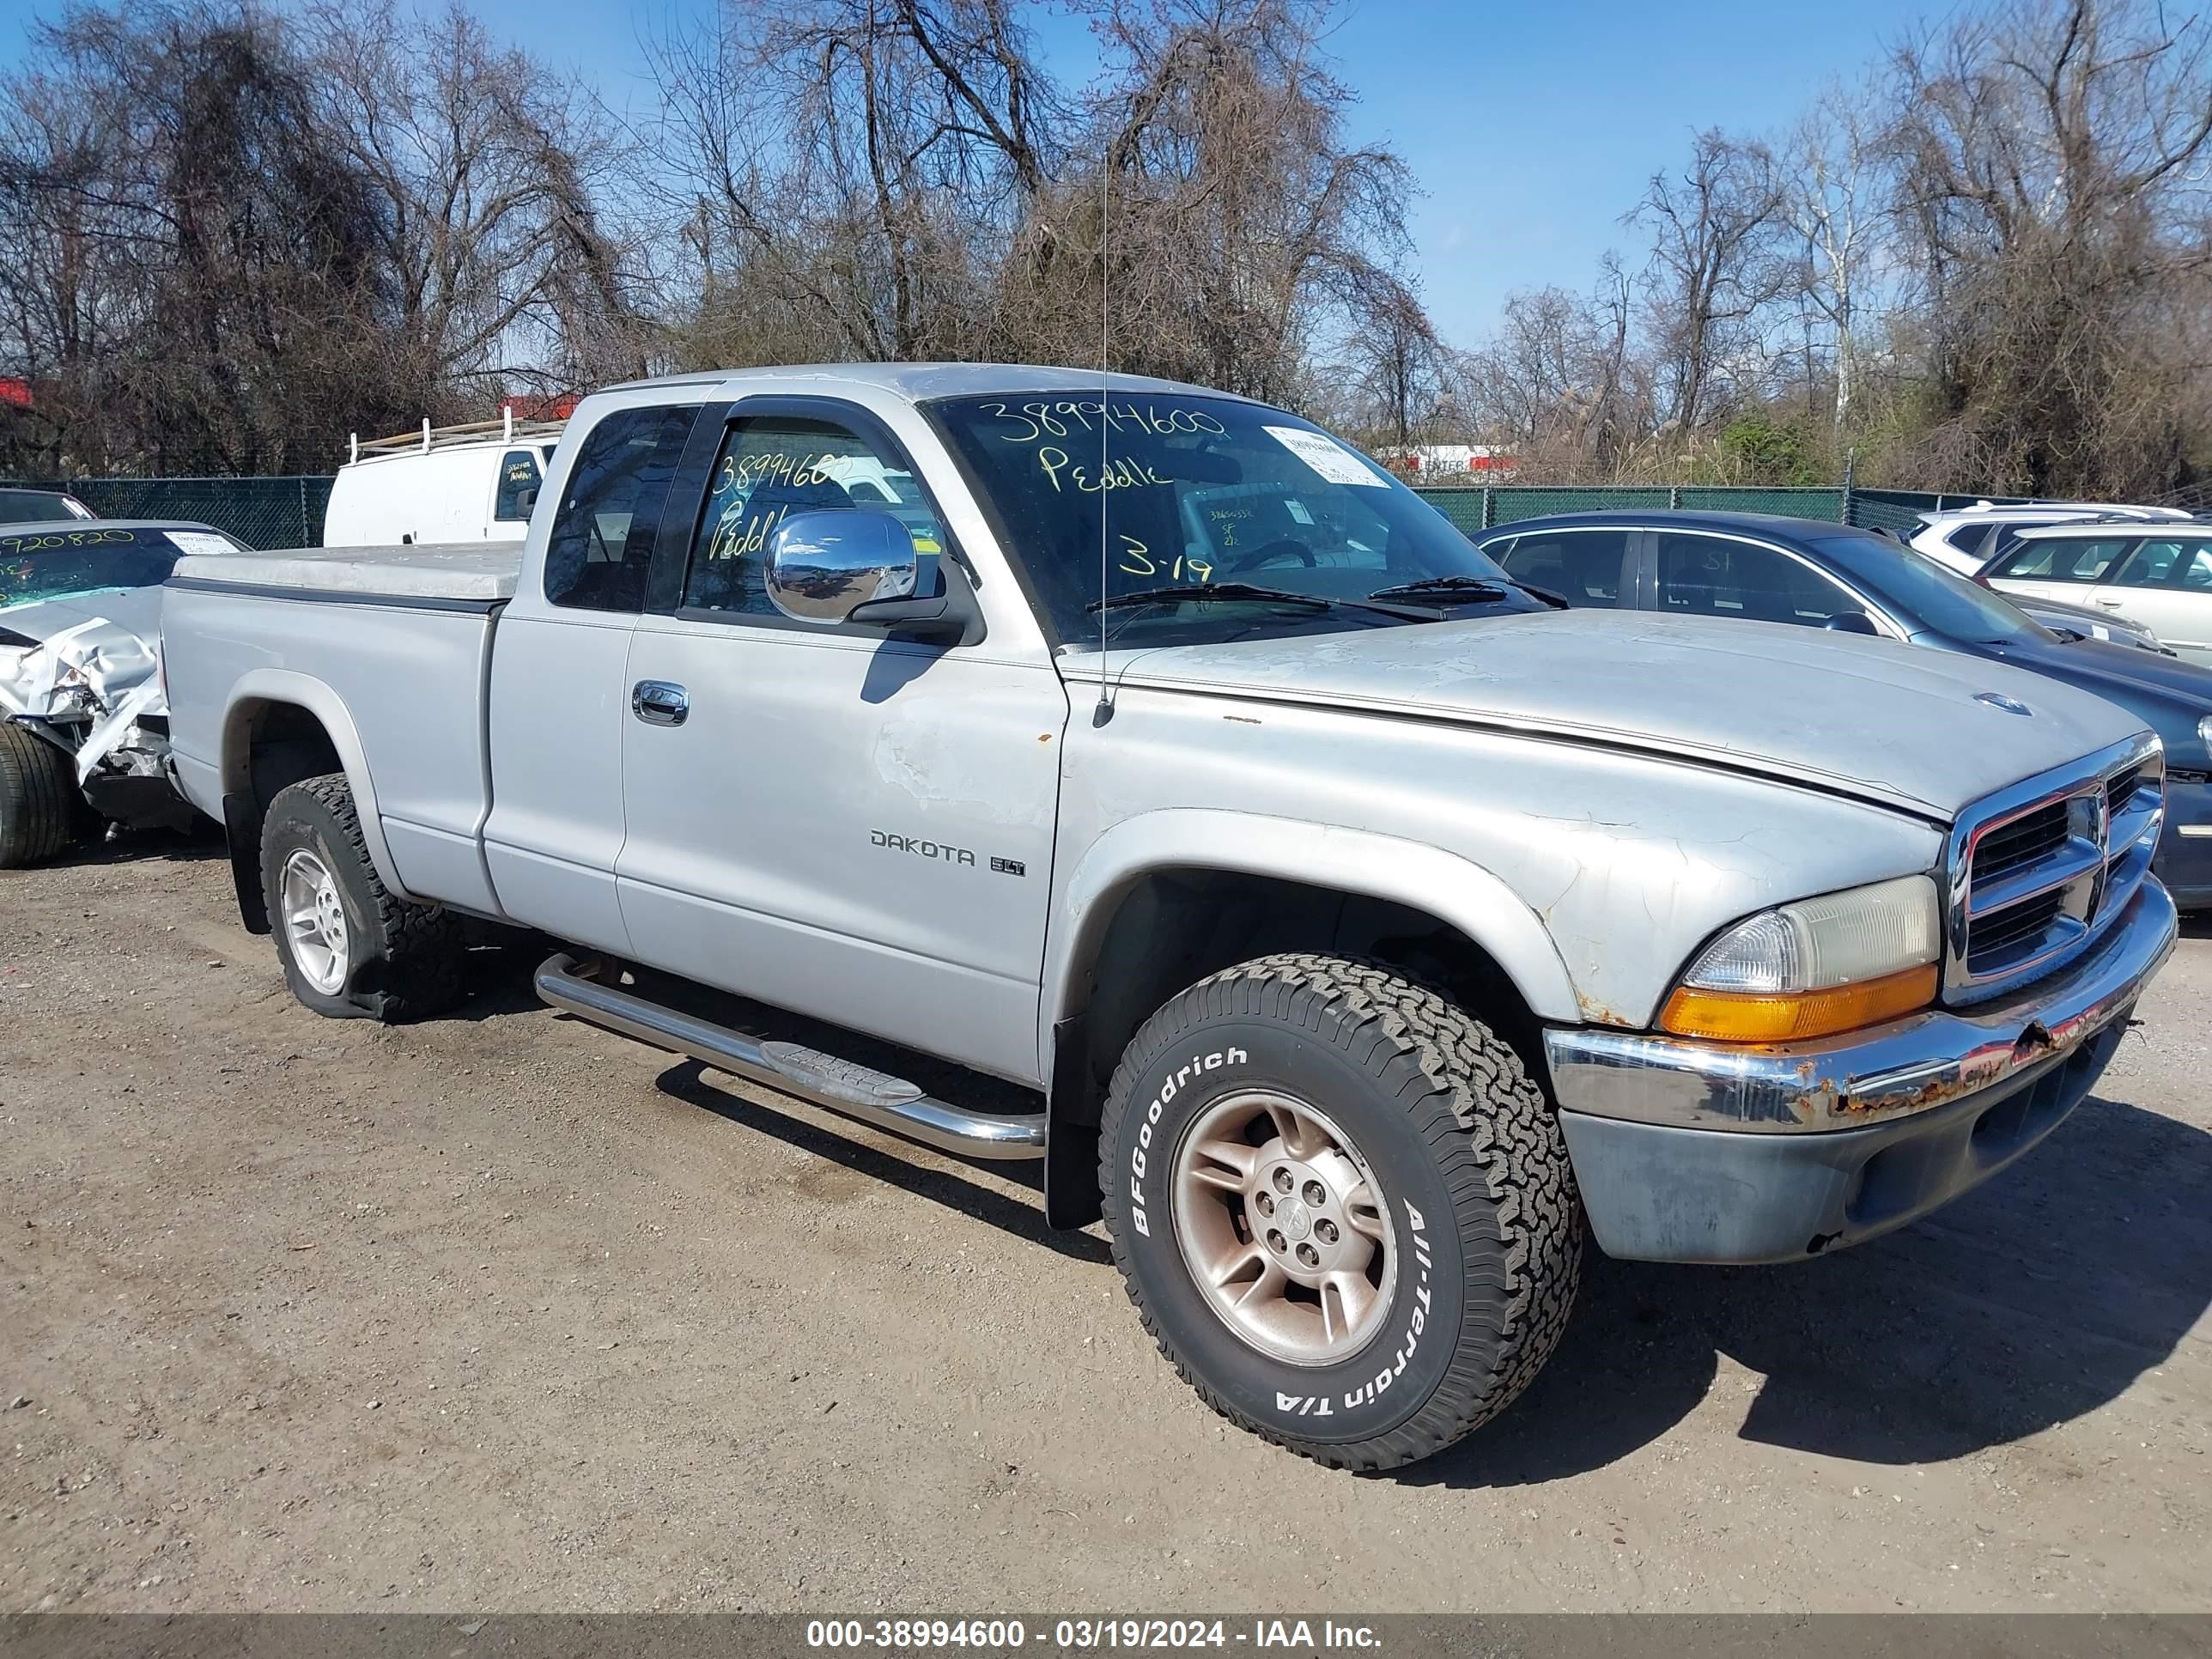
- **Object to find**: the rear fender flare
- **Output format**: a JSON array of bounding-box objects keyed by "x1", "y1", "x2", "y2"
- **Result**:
[{"x1": 220, "y1": 669, "x2": 412, "y2": 900}]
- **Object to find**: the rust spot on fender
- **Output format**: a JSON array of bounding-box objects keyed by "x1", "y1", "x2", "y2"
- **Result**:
[{"x1": 1575, "y1": 993, "x2": 1635, "y2": 1027}]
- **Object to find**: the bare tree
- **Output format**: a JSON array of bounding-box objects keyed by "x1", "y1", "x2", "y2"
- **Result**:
[
  {"x1": 0, "y1": 2, "x2": 392, "y2": 472},
  {"x1": 1784, "y1": 82, "x2": 1888, "y2": 430},
  {"x1": 1064, "y1": 0, "x2": 1421, "y2": 402},
  {"x1": 1457, "y1": 254, "x2": 1656, "y2": 478},
  {"x1": 0, "y1": 0, "x2": 635, "y2": 474},
  {"x1": 644, "y1": 0, "x2": 1060, "y2": 365},
  {"x1": 1886, "y1": 0, "x2": 2212, "y2": 493},
  {"x1": 304, "y1": 1, "x2": 648, "y2": 402},
  {"x1": 1630, "y1": 130, "x2": 1790, "y2": 433},
  {"x1": 1340, "y1": 274, "x2": 1439, "y2": 447}
]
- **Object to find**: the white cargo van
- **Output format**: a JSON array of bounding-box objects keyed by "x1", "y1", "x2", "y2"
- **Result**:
[{"x1": 322, "y1": 414, "x2": 565, "y2": 548}]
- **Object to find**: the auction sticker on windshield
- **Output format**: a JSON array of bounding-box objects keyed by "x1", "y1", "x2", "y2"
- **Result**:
[
  {"x1": 165, "y1": 531, "x2": 239, "y2": 557},
  {"x1": 1264, "y1": 425, "x2": 1388, "y2": 487}
]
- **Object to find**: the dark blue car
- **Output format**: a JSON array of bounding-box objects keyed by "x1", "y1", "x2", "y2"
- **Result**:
[{"x1": 1470, "y1": 510, "x2": 2212, "y2": 908}]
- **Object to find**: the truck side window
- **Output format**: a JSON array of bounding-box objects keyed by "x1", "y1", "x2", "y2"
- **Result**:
[
  {"x1": 493, "y1": 449, "x2": 542, "y2": 523},
  {"x1": 680, "y1": 415, "x2": 944, "y2": 616},
  {"x1": 544, "y1": 405, "x2": 701, "y2": 612}
]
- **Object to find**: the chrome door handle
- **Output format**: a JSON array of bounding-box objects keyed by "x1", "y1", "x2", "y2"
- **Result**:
[
  {"x1": 2094, "y1": 598, "x2": 2126, "y2": 608},
  {"x1": 631, "y1": 680, "x2": 689, "y2": 726}
]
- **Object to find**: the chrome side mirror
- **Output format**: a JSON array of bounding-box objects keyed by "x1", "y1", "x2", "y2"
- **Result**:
[{"x1": 765, "y1": 509, "x2": 918, "y2": 625}]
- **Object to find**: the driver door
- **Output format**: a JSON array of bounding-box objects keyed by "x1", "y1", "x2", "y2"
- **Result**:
[{"x1": 613, "y1": 399, "x2": 1070, "y2": 1085}]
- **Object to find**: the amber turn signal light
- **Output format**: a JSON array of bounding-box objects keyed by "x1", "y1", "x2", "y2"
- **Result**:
[{"x1": 1658, "y1": 962, "x2": 1939, "y2": 1043}]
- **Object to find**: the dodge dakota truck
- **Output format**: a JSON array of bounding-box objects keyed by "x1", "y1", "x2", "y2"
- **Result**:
[{"x1": 159, "y1": 364, "x2": 2179, "y2": 1472}]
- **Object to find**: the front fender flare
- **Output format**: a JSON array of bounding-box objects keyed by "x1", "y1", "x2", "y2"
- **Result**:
[
  {"x1": 220, "y1": 668, "x2": 412, "y2": 900},
  {"x1": 1041, "y1": 809, "x2": 1582, "y2": 1078}
]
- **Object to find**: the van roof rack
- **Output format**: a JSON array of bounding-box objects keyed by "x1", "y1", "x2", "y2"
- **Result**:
[
  {"x1": 2014, "y1": 512, "x2": 2212, "y2": 533},
  {"x1": 349, "y1": 410, "x2": 567, "y2": 464}
]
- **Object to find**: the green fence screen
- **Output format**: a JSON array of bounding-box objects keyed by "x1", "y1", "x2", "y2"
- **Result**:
[
  {"x1": 1410, "y1": 483, "x2": 2031, "y2": 538},
  {"x1": 3, "y1": 476, "x2": 333, "y2": 550},
  {"x1": 4, "y1": 473, "x2": 2033, "y2": 554}
]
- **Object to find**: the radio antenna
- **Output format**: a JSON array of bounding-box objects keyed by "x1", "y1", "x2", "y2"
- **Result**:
[{"x1": 1092, "y1": 149, "x2": 1115, "y2": 728}]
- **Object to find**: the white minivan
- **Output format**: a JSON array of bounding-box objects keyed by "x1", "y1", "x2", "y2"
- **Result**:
[{"x1": 322, "y1": 415, "x2": 564, "y2": 548}]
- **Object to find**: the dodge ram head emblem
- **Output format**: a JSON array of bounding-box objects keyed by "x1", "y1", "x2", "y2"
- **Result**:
[{"x1": 1974, "y1": 691, "x2": 2034, "y2": 716}]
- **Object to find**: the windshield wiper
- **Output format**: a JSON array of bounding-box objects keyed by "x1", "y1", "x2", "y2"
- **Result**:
[
  {"x1": 1086, "y1": 581, "x2": 1333, "y2": 614},
  {"x1": 1367, "y1": 574, "x2": 1571, "y2": 611},
  {"x1": 1363, "y1": 575, "x2": 1511, "y2": 603},
  {"x1": 1085, "y1": 583, "x2": 1438, "y2": 623}
]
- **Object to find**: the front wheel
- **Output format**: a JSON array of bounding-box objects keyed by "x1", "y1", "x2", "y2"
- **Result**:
[{"x1": 1099, "y1": 954, "x2": 1581, "y2": 1471}]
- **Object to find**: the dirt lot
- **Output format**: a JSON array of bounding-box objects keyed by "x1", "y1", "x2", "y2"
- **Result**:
[{"x1": 2, "y1": 830, "x2": 2208, "y2": 1614}]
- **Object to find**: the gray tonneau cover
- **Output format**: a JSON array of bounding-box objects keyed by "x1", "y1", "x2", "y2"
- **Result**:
[{"x1": 171, "y1": 542, "x2": 522, "y2": 603}]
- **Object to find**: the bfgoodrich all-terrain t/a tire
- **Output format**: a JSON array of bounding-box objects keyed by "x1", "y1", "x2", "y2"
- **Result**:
[
  {"x1": 1099, "y1": 953, "x2": 1582, "y2": 1472},
  {"x1": 258, "y1": 773, "x2": 465, "y2": 1022}
]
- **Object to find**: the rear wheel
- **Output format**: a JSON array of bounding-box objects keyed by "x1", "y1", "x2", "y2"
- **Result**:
[
  {"x1": 259, "y1": 773, "x2": 465, "y2": 1021},
  {"x1": 1099, "y1": 953, "x2": 1581, "y2": 1471},
  {"x1": 0, "y1": 724, "x2": 89, "y2": 869}
]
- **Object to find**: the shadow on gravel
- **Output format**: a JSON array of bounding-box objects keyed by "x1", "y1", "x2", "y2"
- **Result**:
[
  {"x1": 52, "y1": 820, "x2": 224, "y2": 867},
  {"x1": 1404, "y1": 1090, "x2": 2212, "y2": 1489},
  {"x1": 653, "y1": 1058, "x2": 1111, "y2": 1267},
  {"x1": 441, "y1": 934, "x2": 567, "y2": 1024}
]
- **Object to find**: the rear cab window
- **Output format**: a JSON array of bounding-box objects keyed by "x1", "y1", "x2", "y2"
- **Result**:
[{"x1": 543, "y1": 405, "x2": 703, "y2": 612}]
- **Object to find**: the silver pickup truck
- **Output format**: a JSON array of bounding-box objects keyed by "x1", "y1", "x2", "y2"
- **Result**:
[{"x1": 160, "y1": 364, "x2": 2178, "y2": 1472}]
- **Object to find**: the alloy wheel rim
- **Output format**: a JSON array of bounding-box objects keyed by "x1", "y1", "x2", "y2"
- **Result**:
[
  {"x1": 1170, "y1": 1089, "x2": 1396, "y2": 1366},
  {"x1": 279, "y1": 848, "x2": 349, "y2": 996}
]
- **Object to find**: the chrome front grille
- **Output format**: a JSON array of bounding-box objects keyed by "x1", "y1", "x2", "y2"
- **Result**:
[
  {"x1": 1972, "y1": 802, "x2": 2070, "y2": 884},
  {"x1": 1967, "y1": 889, "x2": 2069, "y2": 974},
  {"x1": 1947, "y1": 734, "x2": 2165, "y2": 1004}
]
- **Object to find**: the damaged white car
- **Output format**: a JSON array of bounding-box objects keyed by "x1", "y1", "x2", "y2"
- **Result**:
[{"x1": 0, "y1": 520, "x2": 243, "y2": 866}]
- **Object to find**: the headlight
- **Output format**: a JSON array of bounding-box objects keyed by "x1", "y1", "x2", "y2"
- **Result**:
[
  {"x1": 1660, "y1": 874, "x2": 1942, "y2": 1042},
  {"x1": 2197, "y1": 714, "x2": 2212, "y2": 755}
]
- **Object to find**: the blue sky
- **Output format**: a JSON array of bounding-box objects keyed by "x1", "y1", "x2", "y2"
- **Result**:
[{"x1": 5, "y1": 0, "x2": 1942, "y2": 346}]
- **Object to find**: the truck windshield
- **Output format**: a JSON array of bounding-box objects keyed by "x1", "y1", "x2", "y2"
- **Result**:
[
  {"x1": 0, "y1": 526, "x2": 217, "y2": 611},
  {"x1": 929, "y1": 392, "x2": 1528, "y2": 647}
]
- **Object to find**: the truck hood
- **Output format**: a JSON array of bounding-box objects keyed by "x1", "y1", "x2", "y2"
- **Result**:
[{"x1": 1069, "y1": 610, "x2": 2150, "y2": 821}]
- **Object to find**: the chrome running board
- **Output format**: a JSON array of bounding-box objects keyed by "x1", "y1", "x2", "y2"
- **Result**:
[{"x1": 534, "y1": 953, "x2": 1047, "y2": 1161}]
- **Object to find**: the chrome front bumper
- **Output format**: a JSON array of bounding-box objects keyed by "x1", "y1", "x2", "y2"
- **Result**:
[
  {"x1": 1544, "y1": 878, "x2": 2178, "y2": 1134},
  {"x1": 1540, "y1": 880, "x2": 2177, "y2": 1264}
]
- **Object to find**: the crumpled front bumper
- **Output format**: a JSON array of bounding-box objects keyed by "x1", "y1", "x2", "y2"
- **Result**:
[{"x1": 1541, "y1": 879, "x2": 2177, "y2": 1264}]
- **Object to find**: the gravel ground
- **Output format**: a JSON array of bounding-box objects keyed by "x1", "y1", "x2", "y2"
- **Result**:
[{"x1": 1, "y1": 829, "x2": 2207, "y2": 1613}]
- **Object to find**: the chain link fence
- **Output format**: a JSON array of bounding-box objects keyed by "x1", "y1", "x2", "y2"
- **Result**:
[
  {"x1": 5, "y1": 472, "x2": 2035, "y2": 553},
  {"x1": 3, "y1": 476, "x2": 333, "y2": 550},
  {"x1": 1412, "y1": 482, "x2": 2033, "y2": 537}
]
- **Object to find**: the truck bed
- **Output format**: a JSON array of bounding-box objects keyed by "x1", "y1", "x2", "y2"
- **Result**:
[
  {"x1": 163, "y1": 542, "x2": 517, "y2": 918},
  {"x1": 170, "y1": 541, "x2": 521, "y2": 602}
]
